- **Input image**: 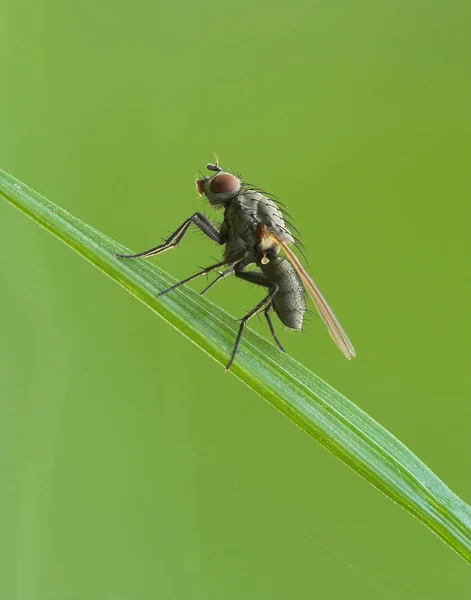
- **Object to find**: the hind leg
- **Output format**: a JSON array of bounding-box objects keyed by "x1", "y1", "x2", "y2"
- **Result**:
[
  {"x1": 264, "y1": 303, "x2": 286, "y2": 353},
  {"x1": 226, "y1": 271, "x2": 278, "y2": 370}
]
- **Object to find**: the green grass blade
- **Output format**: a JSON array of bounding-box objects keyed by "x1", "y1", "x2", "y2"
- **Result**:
[{"x1": 1, "y1": 167, "x2": 470, "y2": 563}]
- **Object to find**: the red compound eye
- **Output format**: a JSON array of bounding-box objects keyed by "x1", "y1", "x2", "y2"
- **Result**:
[{"x1": 210, "y1": 173, "x2": 240, "y2": 194}]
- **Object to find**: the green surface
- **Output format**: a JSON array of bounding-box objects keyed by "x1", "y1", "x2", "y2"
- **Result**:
[
  {"x1": 1, "y1": 1, "x2": 470, "y2": 599},
  {"x1": 3, "y1": 168, "x2": 470, "y2": 565}
]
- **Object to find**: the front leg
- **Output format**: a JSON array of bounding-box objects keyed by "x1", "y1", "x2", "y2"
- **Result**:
[{"x1": 116, "y1": 212, "x2": 222, "y2": 259}]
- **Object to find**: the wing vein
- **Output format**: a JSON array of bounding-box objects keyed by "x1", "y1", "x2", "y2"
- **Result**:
[{"x1": 263, "y1": 226, "x2": 356, "y2": 359}]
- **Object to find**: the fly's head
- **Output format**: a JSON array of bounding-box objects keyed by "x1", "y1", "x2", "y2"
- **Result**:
[{"x1": 196, "y1": 160, "x2": 241, "y2": 206}]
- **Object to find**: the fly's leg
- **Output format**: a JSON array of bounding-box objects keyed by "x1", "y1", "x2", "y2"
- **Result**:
[
  {"x1": 200, "y1": 267, "x2": 235, "y2": 296},
  {"x1": 264, "y1": 303, "x2": 286, "y2": 353},
  {"x1": 226, "y1": 271, "x2": 278, "y2": 371},
  {"x1": 158, "y1": 259, "x2": 237, "y2": 297},
  {"x1": 116, "y1": 212, "x2": 222, "y2": 259}
]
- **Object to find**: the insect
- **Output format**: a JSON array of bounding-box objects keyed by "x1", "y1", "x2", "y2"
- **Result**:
[{"x1": 116, "y1": 160, "x2": 355, "y2": 369}]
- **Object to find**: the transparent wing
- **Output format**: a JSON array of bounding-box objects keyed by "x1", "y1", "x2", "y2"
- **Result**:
[{"x1": 263, "y1": 226, "x2": 356, "y2": 359}]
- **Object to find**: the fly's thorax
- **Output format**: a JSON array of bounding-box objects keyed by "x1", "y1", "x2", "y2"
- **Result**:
[
  {"x1": 223, "y1": 191, "x2": 295, "y2": 259},
  {"x1": 245, "y1": 191, "x2": 295, "y2": 245},
  {"x1": 261, "y1": 257, "x2": 306, "y2": 330},
  {"x1": 221, "y1": 195, "x2": 261, "y2": 262}
]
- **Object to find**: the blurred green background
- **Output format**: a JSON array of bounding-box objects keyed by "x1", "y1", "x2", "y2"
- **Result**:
[{"x1": 1, "y1": 0, "x2": 470, "y2": 598}]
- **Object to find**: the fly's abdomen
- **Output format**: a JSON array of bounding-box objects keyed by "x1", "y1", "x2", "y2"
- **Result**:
[{"x1": 261, "y1": 258, "x2": 306, "y2": 330}]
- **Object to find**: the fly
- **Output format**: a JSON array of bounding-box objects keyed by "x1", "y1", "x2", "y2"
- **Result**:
[{"x1": 116, "y1": 160, "x2": 356, "y2": 369}]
